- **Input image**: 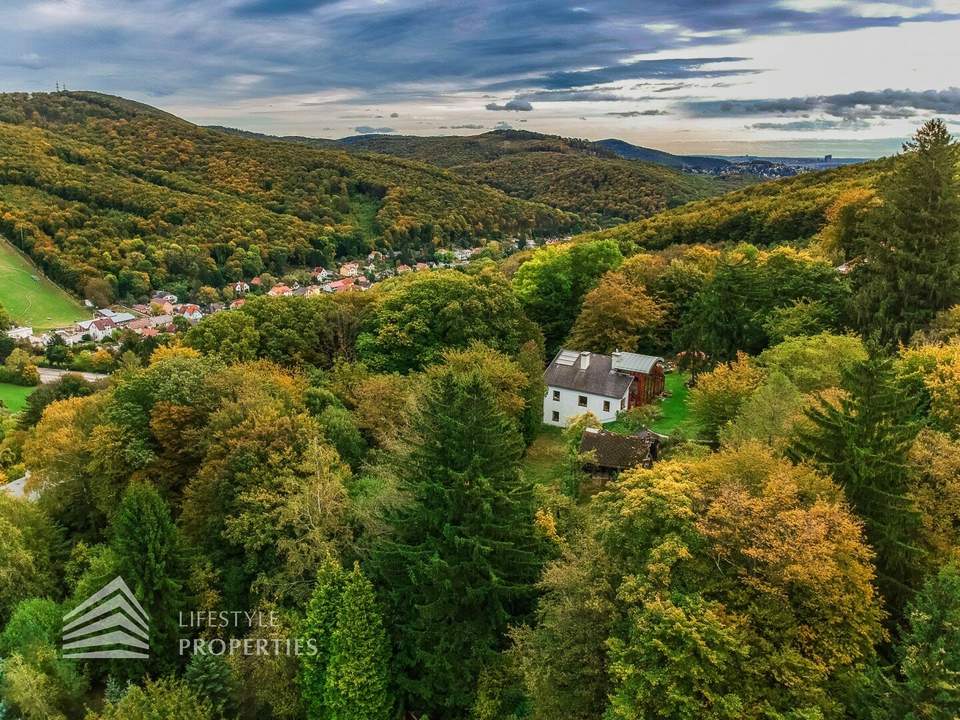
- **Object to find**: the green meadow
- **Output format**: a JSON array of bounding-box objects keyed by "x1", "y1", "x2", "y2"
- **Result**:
[{"x1": 0, "y1": 237, "x2": 89, "y2": 330}]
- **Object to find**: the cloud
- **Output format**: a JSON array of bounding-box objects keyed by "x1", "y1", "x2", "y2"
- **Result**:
[
  {"x1": 353, "y1": 126, "x2": 396, "y2": 134},
  {"x1": 450, "y1": 123, "x2": 485, "y2": 129},
  {"x1": 606, "y1": 109, "x2": 670, "y2": 117},
  {"x1": 680, "y1": 87, "x2": 960, "y2": 119},
  {"x1": 517, "y1": 89, "x2": 626, "y2": 102},
  {"x1": 483, "y1": 56, "x2": 763, "y2": 93},
  {"x1": 389, "y1": 112, "x2": 399, "y2": 117},
  {"x1": 748, "y1": 118, "x2": 872, "y2": 131},
  {"x1": 654, "y1": 83, "x2": 690, "y2": 92},
  {"x1": 485, "y1": 99, "x2": 533, "y2": 111}
]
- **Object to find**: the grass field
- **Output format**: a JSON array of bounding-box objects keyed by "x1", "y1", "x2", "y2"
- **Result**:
[
  {"x1": 0, "y1": 237, "x2": 89, "y2": 330},
  {"x1": 522, "y1": 425, "x2": 567, "y2": 486},
  {"x1": 605, "y1": 372, "x2": 704, "y2": 439},
  {"x1": 0, "y1": 383, "x2": 34, "y2": 413}
]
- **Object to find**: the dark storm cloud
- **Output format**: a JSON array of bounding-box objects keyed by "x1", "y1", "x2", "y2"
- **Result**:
[
  {"x1": 485, "y1": 99, "x2": 533, "y2": 111},
  {"x1": 354, "y1": 126, "x2": 395, "y2": 134},
  {"x1": 6, "y1": 0, "x2": 960, "y2": 110},
  {"x1": 681, "y1": 87, "x2": 960, "y2": 119}
]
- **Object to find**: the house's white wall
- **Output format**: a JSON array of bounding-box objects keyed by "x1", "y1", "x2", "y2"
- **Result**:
[{"x1": 543, "y1": 385, "x2": 630, "y2": 427}]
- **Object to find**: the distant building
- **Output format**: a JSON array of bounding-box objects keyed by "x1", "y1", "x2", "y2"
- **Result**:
[
  {"x1": 339, "y1": 262, "x2": 360, "y2": 277},
  {"x1": 234, "y1": 281, "x2": 250, "y2": 295},
  {"x1": 6, "y1": 326, "x2": 33, "y2": 340},
  {"x1": 267, "y1": 284, "x2": 293, "y2": 297},
  {"x1": 151, "y1": 290, "x2": 178, "y2": 305}
]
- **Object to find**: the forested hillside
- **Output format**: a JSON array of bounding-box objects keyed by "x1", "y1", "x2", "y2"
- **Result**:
[
  {"x1": 0, "y1": 92, "x2": 577, "y2": 303},
  {"x1": 576, "y1": 154, "x2": 892, "y2": 251},
  {"x1": 219, "y1": 127, "x2": 747, "y2": 226},
  {"x1": 1, "y1": 119, "x2": 959, "y2": 720}
]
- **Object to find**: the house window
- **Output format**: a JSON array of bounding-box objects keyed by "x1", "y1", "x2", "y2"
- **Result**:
[
  {"x1": 552, "y1": 390, "x2": 560, "y2": 401},
  {"x1": 621, "y1": 398, "x2": 626, "y2": 410},
  {"x1": 552, "y1": 411, "x2": 560, "y2": 422},
  {"x1": 578, "y1": 395, "x2": 588, "y2": 407},
  {"x1": 603, "y1": 400, "x2": 610, "y2": 412}
]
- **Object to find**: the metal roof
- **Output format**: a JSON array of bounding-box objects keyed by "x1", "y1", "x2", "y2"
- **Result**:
[{"x1": 611, "y1": 352, "x2": 663, "y2": 375}]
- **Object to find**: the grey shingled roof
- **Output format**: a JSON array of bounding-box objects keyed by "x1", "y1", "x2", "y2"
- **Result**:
[
  {"x1": 544, "y1": 349, "x2": 633, "y2": 398},
  {"x1": 612, "y1": 352, "x2": 663, "y2": 375}
]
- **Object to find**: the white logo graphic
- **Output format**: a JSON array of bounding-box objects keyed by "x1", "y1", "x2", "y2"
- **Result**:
[{"x1": 61, "y1": 576, "x2": 150, "y2": 660}]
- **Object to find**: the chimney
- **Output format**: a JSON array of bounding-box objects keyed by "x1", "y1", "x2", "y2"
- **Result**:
[{"x1": 579, "y1": 351, "x2": 590, "y2": 370}]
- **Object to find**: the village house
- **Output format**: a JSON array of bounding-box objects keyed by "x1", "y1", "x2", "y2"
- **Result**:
[
  {"x1": 415, "y1": 262, "x2": 430, "y2": 272},
  {"x1": 234, "y1": 281, "x2": 250, "y2": 295},
  {"x1": 125, "y1": 315, "x2": 174, "y2": 335},
  {"x1": 176, "y1": 304, "x2": 204, "y2": 323},
  {"x1": 579, "y1": 427, "x2": 661, "y2": 480},
  {"x1": 324, "y1": 277, "x2": 357, "y2": 293},
  {"x1": 396, "y1": 264, "x2": 412, "y2": 274},
  {"x1": 339, "y1": 262, "x2": 360, "y2": 277},
  {"x1": 543, "y1": 349, "x2": 665, "y2": 427},
  {"x1": 267, "y1": 284, "x2": 293, "y2": 297},
  {"x1": 78, "y1": 317, "x2": 117, "y2": 342},
  {"x1": 151, "y1": 290, "x2": 178, "y2": 305},
  {"x1": 229, "y1": 298, "x2": 246, "y2": 310},
  {"x1": 312, "y1": 267, "x2": 332, "y2": 282}
]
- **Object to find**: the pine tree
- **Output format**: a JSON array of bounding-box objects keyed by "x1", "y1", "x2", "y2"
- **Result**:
[
  {"x1": 111, "y1": 482, "x2": 187, "y2": 674},
  {"x1": 299, "y1": 557, "x2": 346, "y2": 720},
  {"x1": 323, "y1": 563, "x2": 391, "y2": 720},
  {"x1": 368, "y1": 367, "x2": 541, "y2": 717},
  {"x1": 853, "y1": 119, "x2": 960, "y2": 346},
  {"x1": 789, "y1": 354, "x2": 924, "y2": 618},
  {"x1": 887, "y1": 562, "x2": 960, "y2": 719},
  {"x1": 184, "y1": 652, "x2": 238, "y2": 719}
]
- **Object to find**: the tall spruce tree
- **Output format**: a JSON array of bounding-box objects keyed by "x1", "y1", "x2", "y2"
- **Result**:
[
  {"x1": 369, "y1": 367, "x2": 541, "y2": 718},
  {"x1": 324, "y1": 563, "x2": 391, "y2": 720},
  {"x1": 886, "y1": 562, "x2": 960, "y2": 719},
  {"x1": 789, "y1": 354, "x2": 924, "y2": 618},
  {"x1": 111, "y1": 482, "x2": 187, "y2": 675},
  {"x1": 299, "y1": 557, "x2": 346, "y2": 720},
  {"x1": 853, "y1": 119, "x2": 960, "y2": 346}
]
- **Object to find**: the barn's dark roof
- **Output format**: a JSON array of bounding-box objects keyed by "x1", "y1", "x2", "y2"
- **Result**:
[
  {"x1": 544, "y1": 350, "x2": 633, "y2": 398},
  {"x1": 579, "y1": 428, "x2": 659, "y2": 471}
]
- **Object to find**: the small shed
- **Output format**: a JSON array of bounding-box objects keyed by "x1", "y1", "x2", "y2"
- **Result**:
[{"x1": 579, "y1": 427, "x2": 661, "y2": 480}]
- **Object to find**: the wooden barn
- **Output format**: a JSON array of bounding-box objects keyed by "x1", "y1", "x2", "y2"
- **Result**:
[{"x1": 612, "y1": 351, "x2": 665, "y2": 406}]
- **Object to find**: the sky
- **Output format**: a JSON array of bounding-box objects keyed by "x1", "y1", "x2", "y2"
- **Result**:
[{"x1": 2, "y1": 0, "x2": 960, "y2": 156}]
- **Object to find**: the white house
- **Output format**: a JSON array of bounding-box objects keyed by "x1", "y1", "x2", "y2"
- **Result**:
[
  {"x1": 543, "y1": 350, "x2": 632, "y2": 427},
  {"x1": 543, "y1": 349, "x2": 665, "y2": 427}
]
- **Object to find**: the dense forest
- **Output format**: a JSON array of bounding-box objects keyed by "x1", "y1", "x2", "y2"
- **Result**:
[
  {"x1": 0, "y1": 92, "x2": 578, "y2": 304},
  {"x1": 214, "y1": 127, "x2": 747, "y2": 227},
  {"x1": 1, "y1": 117, "x2": 959, "y2": 720}
]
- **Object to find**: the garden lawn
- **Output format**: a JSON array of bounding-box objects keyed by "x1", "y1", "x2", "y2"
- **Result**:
[
  {"x1": 0, "y1": 237, "x2": 89, "y2": 330},
  {"x1": 522, "y1": 425, "x2": 567, "y2": 486},
  {"x1": 605, "y1": 372, "x2": 704, "y2": 439},
  {"x1": 0, "y1": 383, "x2": 34, "y2": 413}
]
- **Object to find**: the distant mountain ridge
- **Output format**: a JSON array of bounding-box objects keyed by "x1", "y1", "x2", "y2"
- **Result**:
[
  {"x1": 595, "y1": 138, "x2": 735, "y2": 172},
  {"x1": 208, "y1": 126, "x2": 750, "y2": 226}
]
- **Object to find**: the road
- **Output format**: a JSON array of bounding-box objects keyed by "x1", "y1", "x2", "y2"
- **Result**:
[{"x1": 37, "y1": 367, "x2": 109, "y2": 384}]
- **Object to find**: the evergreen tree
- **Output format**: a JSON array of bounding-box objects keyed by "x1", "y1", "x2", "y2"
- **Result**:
[
  {"x1": 887, "y1": 562, "x2": 960, "y2": 719},
  {"x1": 184, "y1": 652, "x2": 238, "y2": 719},
  {"x1": 789, "y1": 354, "x2": 924, "y2": 618},
  {"x1": 369, "y1": 367, "x2": 541, "y2": 718},
  {"x1": 853, "y1": 119, "x2": 960, "y2": 346},
  {"x1": 299, "y1": 557, "x2": 346, "y2": 720},
  {"x1": 324, "y1": 563, "x2": 391, "y2": 720},
  {"x1": 111, "y1": 482, "x2": 187, "y2": 674}
]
